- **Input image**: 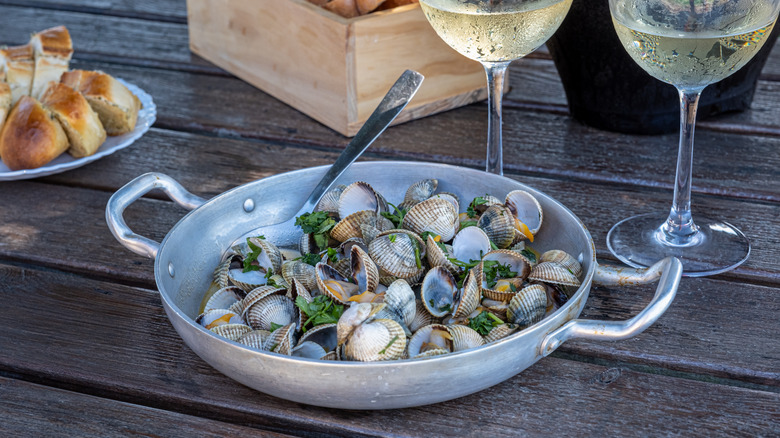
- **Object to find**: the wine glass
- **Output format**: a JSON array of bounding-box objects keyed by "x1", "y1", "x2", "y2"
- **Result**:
[
  {"x1": 419, "y1": 0, "x2": 573, "y2": 175},
  {"x1": 607, "y1": 0, "x2": 780, "y2": 276}
]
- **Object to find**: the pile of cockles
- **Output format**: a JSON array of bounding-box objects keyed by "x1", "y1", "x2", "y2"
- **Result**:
[{"x1": 196, "y1": 179, "x2": 582, "y2": 361}]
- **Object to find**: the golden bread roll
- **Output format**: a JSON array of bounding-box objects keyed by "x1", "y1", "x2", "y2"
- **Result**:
[
  {"x1": 0, "y1": 96, "x2": 69, "y2": 171},
  {"x1": 40, "y1": 82, "x2": 106, "y2": 158},
  {"x1": 1, "y1": 44, "x2": 34, "y2": 105},
  {"x1": 61, "y1": 69, "x2": 141, "y2": 135},
  {"x1": 0, "y1": 82, "x2": 11, "y2": 132},
  {"x1": 357, "y1": 0, "x2": 386, "y2": 15},
  {"x1": 323, "y1": 0, "x2": 359, "y2": 17},
  {"x1": 30, "y1": 25, "x2": 73, "y2": 100},
  {"x1": 377, "y1": 0, "x2": 417, "y2": 10}
]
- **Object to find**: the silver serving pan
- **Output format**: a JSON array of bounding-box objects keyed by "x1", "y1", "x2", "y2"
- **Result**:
[{"x1": 106, "y1": 162, "x2": 682, "y2": 409}]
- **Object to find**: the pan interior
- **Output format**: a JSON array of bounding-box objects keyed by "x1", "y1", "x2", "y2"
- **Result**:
[{"x1": 155, "y1": 162, "x2": 595, "y2": 321}]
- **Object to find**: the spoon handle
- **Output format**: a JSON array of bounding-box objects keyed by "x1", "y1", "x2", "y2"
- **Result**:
[{"x1": 294, "y1": 70, "x2": 424, "y2": 216}]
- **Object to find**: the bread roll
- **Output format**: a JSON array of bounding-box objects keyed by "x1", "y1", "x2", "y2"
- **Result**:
[
  {"x1": 40, "y1": 82, "x2": 106, "y2": 158},
  {"x1": 30, "y1": 25, "x2": 74, "y2": 100},
  {"x1": 1, "y1": 44, "x2": 34, "y2": 105},
  {"x1": 61, "y1": 70, "x2": 141, "y2": 135},
  {"x1": 323, "y1": 0, "x2": 359, "y2": 17},
  {"x1": 0, "y1": 82, "x2": 11, "y2": 132},
  {"x1": 0, "y1": 96, "x2": 69, "y2": 170}
]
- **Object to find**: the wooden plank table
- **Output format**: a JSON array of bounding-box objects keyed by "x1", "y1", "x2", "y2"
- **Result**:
[{"x1": 1, "y1": 1, "x2": 778, "y2": 436}]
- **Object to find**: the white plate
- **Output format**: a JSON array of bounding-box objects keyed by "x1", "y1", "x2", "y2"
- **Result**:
[{"x1": 0, "y1": 79, "x2": 156, "y2": 181}]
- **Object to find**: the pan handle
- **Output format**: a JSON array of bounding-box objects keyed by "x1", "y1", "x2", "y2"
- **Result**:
[
  {"x1": 106, "y1": 172, "x2": 207, "y2": 260},
  {"x1": 539, "y1": 257, "x2": 682, "y2": 357}
]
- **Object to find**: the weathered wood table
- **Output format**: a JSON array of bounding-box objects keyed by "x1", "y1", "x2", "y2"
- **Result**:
[{"x1": 1, "y1": 1, "x2": 778, "y2": 436}]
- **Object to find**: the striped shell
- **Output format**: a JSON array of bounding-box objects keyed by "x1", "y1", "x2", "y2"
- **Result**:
[
  {"x1": 483, "y1": 323, "x2": 518, "y2": 343},
  {"x1": 245, "y1": 294, "x2": 297, "y2": 331},
  {"x1": 236, "y1": 329, "x2": 271, "y2": 350},
  {"x1": 478, "y1": 204, "x2": 517, "y2": 249},
  {"x1": 506, "y1": 284, "x2": 547, "y2": 329},
  {"x1": 263, "y1": 323, "x2": 297, "y2": 355},
  {"x1": 407, "y1": 324, "x2": 453, "y2": 358},
  {"x1": 343, "y1": 319, "x2": 406, "y2": 362},
  {"x1": 330, "y1": 210, "x2": 377, "y2": 243},
  {"x1": 399, "y1": 178, "x2": 438, "y2": 210},
  {"x1": 337, "y1": 302, "x2": 386, "y2": 346},
  {"x1": 350, "y1": 245, "x2": 379, "y2": 296},
  {"x1": 421, "y1": 266, "x2": 458, "y2": 318},
  {"x1": 447, "y1": 325, "x2": 486, "y2": 351},
  {"x1": 281, "y1": 260, "x2": 318, "y2": 292},
  {"x1": 210, "y1": 323, "x2": 252, "y2": 341},
  {"x1": 540, "y1": 250, "x2": 582, "y2": 278},
  {"x1": 409, "y1": 300, "x2": 436, "y2": 333},
  {"x1": 452, "y1": 268, "x2": 481, "y2": 318},
  {"x1": 402, "y1": 197, "x2": 459, "y2": 242},
  {"x1": 299, "y1": 323, "x2": 338, "y2": 354},
  {"x1": 197, "y1": 308, "x2": 244, "y2": 329},
  {"x1": 316, "y1": 262, "x2": 360, "y2": 304},
  {"x1": 315, "y1": 184, "x2": 346, "y2": 213},
  {"x1": 203, "y1": 286, "x2": 244, "y2": 313},
  {"x1": 528, "y1": 261, "x2": 582, "y2": 287},
  {"x1": 368, "y1": 230, "x2": 425, "y2": 279},
  {"x1": 383, "y1": 279, "x2": 417, "y2": 327},
  {"x1": 338, "y1": 181, "x2": 387, "y2": 219}
]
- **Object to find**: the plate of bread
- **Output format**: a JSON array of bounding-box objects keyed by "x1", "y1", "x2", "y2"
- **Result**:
[{"x1": 0, "y1": 26, "x2": 155, "y2": 181}]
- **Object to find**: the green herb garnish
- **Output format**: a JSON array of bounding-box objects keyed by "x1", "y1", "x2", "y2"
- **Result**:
[
  {"x1": 378, "y1": 335, "x2": 399, "y2": 355},
  {"x1": 295, "y1": 211, "x2": 336, "y2": 251},
  {"x1": 438, "y1": 303, "x2": 452, "y2": 313},
  {"x1": 326, "y1": 247, "x2": 339, "y2": 263},
  {"x1": 458, "y1": 220, "x2": 478, "y2": 231},
  {"x1": 482, "y1": 261, "x2": 517, "y2": 289},
  {"x1": 519, "y1": 248, "x2": 538, "y2": 264},
  {"x1": 467, "y1": 311, "x2": 504, "y2": 335},
  {"x1": 490, "y1": 241, "x2": 499, "y2": 250},
  {"x1": 295, "y1": 295, "x2": 344, "y2": 332},
  {"x1": 242, "y1": 238, "x2": 263, "y2": 272},
  {"x1": 388, "y1": 234, "x2": 397, "y2": 243},
  {"x1": 466, "y1": 196, "x2": 489, "y2": 218},
  {"x1": 296, "y1": 252, "x2": 322, "y2": 266},
  {"x1": 380, "y1": 202, "x2": 407, "y2": 228},
  {"x1": 270, "y1": 322, "x2": 284, "y2": 332},
  {"x1": 265, "y1": 269, "x2": 282, "y2": 288}
]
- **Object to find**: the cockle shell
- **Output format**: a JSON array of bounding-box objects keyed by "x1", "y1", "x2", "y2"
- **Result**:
[
  {"x1": 337, "y1": 302, "x2": 386, "y2": 346},
  {"x1": 452, "y1": 268, "x2": 481, "y2": 318},
  {"x1": 540, "y1": 250, "x2": 582, "y2": 278},
  {"x1": 197, "y1": 308, "x2": 244, "y2": 329},
  {"x1": 236, "y1": 329, "x2": 271, "y2": 350},
  {"x1": 315, "y1": 184, "x2": 347, "y2": 214},
  {"x1": 203, "y1": 286, "x2": 244, "y2": 313},
  {"x1": 338, "y1": 181, "x2": 387, "y2": 219},
  {"x1": 478, "y1": 204, "x2": 517, "y2": 249},
  {"x1": 408, "y1": 299, "x2": 436, "y2": 333},
  {"x1": 399, "y1": 178, "x2": 438, "y2": 210},
  {"x1": 212, "y1": 258, "x2": 231, "y2": 289},
  {"x1": 210, "y1": 323, "x2": 252, "y2": 341},
  {"x1": 528, "y1": 261, "x2": 582, "y2": 288},
  {"x1": 505, "y1": 190, "x2": 543, "y2": 236},
  {"x1": 350, "y1": 245, "x2": 379, "y2": 297},
  {"x1": 402, "y1": 197, "x2": 459, "y2": 242},
  {"x1": 382, "y1": 279, "x2": 417, "y2": 327},
  {"x1": 451, "y1": 226, "x2": 492, "y2": 264},
  {"x1": 483, "y1": 323, "x2": 518, "y2": 343},
  {"x1": 407, "y1": 324, "x2": 452, "y2": 358},
  {"x1": 245, "y1": 294, "x2": 297, "y2": 331},
  {"x1": 281, "y1": 260, "x2": 318, "y2": 292},
  {"x1": 315, "y1": 262, "x2": 360, "y2": 304},
  {"x1": 330, "y1": 210, "x2": 377, "y2": 243},
  {"x1": 425, "y1": 235, "x2": 457, "y2": 274},
  {"x1": 368, "y1": 230, "x2": 426, "y2": 280},
  {"x1": 446, "y1": 325, "x2": 485, "y2": 351},
  {"x1": 480, "y1": 250, "x2": 531, "y2": 302},
  {"x1": 343, "y1": 318, "x2": 406, "y2": 362},
  {"x1": 506, "y1": 284, "x2": 547, "y2": 329},
  {"x1": 299, "y1": 323, "x2": 338, "y2": 354},
  {"x1": 421, "y1": 266, "x2": 458, "y2": 318},
  {"x1": 291, "y1": 341, "x2": 329, "y2": 359},
  {"x1": 263, "y1": 323, "x2": 297, "y2": 355}
]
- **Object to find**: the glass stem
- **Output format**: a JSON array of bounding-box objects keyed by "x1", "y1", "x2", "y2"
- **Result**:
[
  {"x1": 483, "y1": 61, "x2": 510, "y2": 175},
  {"x1": 662, "y1": 88, "x2": 703, "y2": 246}
]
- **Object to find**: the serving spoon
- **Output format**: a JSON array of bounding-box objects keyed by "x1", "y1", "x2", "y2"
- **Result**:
[{"x1": 230, "y1": 69, "x2": 424, "y2": 248}]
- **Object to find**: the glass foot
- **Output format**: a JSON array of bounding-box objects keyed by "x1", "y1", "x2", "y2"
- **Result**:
[{"x1": 607, "y1": 212, "x2": 750, "y2": 277}]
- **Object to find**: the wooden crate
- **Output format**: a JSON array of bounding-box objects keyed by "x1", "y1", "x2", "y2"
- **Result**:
[{"x1": 186, "y1": 0, "x2": 490, "y2": 136}]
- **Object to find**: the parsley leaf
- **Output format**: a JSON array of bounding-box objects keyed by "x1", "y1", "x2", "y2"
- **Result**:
[
  {"x1": 295, "y1": 212, "x2": 336, "y2": 251},
  {"x1": 326, "y1": 247, "x2": 339, "y2": 262},
  {"x1": 242, "y1": 238, "x2": 263, "y2": 272},
  {"x1": 378, "y1": 335, "x2": 399, "y2": 355},
  {"x1": 519, "y1": 248, "x2": 538, "y2": 264},
  {"x1": 459, "y1": 220, "x2": 478, "y2": 231},
  {"x1": 270, "y1": 322, "x2": 284, "y2": 332},
  {"x1": 467, "y1": 311, "x2": 504, "y2": 335},
  {"x1": 466, "y1": 196, "x2": 489, "y2": 218},
  {"x1": 296, "y1": 252, "x2": 322, "y2": 266},
  {"x1": 388, "y1": 234, "x2": 397, "y2": 243},
  {"x1": 295, "y1": 295, "x2": 344, "y2": 332},
  {"x1": 482, "y1": 261, "x2": 518, "y2": 289},
  {"x1": 380, "y1": 203, "x2": 407, "y2": 228}
]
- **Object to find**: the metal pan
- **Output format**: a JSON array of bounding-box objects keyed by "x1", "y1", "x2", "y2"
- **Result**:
[{"x1": 106, "y1": 161, "x2": 682, "y2": 409}]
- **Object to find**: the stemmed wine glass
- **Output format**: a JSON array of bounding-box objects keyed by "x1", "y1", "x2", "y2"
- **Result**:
[
  {"x1": 418, "y1": 0, "x2": 573, "y2": 175},
  {"x1": 607, "y1": 0, "x2": 780, "y2": 276}
]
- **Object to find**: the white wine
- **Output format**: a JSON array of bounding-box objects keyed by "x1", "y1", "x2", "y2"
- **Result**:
[
  {"x1": 420, "y1": 0, "x2": 573, "y2": 62},
  {"x1": 613, "y1": 18, "x2": 776, "y2": 90}
]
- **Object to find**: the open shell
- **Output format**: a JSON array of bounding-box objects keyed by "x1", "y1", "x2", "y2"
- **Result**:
[
  {"x1": 338, "y1": 181, "x2": 387, "y2": 219},
  {"x1": 343, "y1": 318, "x2": 406, "y2": 362},
  {"x1": 528, "y1": 261, "x2": 582, "y2": 288},
  {"x1": 399, "y1": 178, "x2": 438, "y2": 210},
  {"x1": 421, "y1": 266, "x2": 458, "y2": 318},
  {"x1": 315, "y1": 262, "x2": 360, "y2": 304},
  {"x1": 505, "y1": 190, "x2": 543, "y2": 236},
  {"x1": 402, "y1": 197, "x2": 459, "y2": 242}
]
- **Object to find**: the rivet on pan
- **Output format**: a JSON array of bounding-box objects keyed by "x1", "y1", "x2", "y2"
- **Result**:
[
  {"x1": 243, "y1": 198, "x2": 255, "y2": 213},
  {"x1": 168, "y1": 262, "x2": 175, "y2": 277}
]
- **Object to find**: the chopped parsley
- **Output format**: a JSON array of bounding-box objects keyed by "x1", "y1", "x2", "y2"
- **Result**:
[
  {"x1": 482, "y1": 260, "x2": 517, "y2": 289},
  {"x1": 295, "y1": 295, "x2": 344, "y2": 332},
  {"x1": 264, "y1": 269, "x2": 282, "y2": 288},
  {"x1": 459, "y1": 220, "x2": 478, "y2": 231},
  {"x1": 378, "y1": 335, "x2": 399, "y2": 355},
  {"x1": 466, "y1": 196, "x2": 490, "y2": 218},
  {"x1": 269, "y1": 322, "x2": 284, "y2": 332},
  {"x1": 467, "y1": 311, "x2": 504, "y2": 335},
  {"x1": 326, "y1": 247, "x2": 339, "y2": 262},
  {"x1": 380, "y1": 202, "x2": 407, "y2": 228},
  {"x1": 295, "y1": 211, "x2": 336, "y2": 251},
  {"x1": 422, "y1": 231, "x2": 448, "y2": 253},
  {"x1": 388, "y1": 234, "x2": 397, "y2": 243},
  {"x1": 242, "y1": 238, "x2": 263, "y2": 272},
  {"x1": 438, "y1": 303, "x2": 452, "y2": 313},
  {"x1": 296, "y1": 252, "x2": 322, "y2": 266},
  {"x1": 519, "y1": 247, "x2": 538, "y2": 264}
]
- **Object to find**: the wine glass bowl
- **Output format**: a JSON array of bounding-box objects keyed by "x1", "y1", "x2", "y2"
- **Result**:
[
  {"x1": 607, "y1": 0, "x2": 780, "y2": 276},
  {"x1": 418, "y1": 0, "x2": 573, "y2": 174}
]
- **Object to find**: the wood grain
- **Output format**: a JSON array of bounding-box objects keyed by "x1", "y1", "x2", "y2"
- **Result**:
[
  {"x1": 0, "y1": 0, "x2": 188, "y2": 22},
  {"x1": 0, "y1": 263, "x2": 776, "y2": 437},
  {"x1": 61, "y1": 60, "x2": 780, "y2": 204},
  {"x1": 0, "y1": 377, "x2": 292, "y2": 437}
]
